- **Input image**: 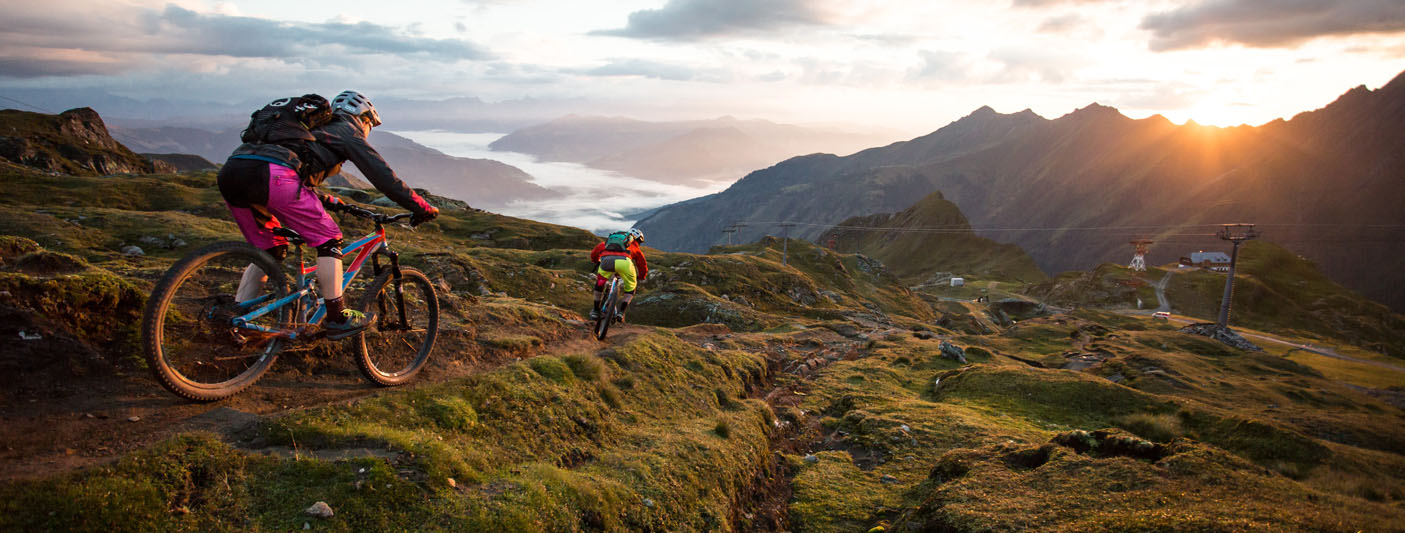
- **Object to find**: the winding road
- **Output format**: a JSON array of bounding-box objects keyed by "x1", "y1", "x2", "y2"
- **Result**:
[{"x1": 1139, "y1": 270, "x2": 1405, "y2": 373}]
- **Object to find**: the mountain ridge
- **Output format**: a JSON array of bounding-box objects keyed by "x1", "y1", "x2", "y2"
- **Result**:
[
  {"x1": 108, "y1": 122, "x2": 554, "y2": 209},
  {"x1": 636, "y1": 70, "x2": 1405, "y2": 310}
]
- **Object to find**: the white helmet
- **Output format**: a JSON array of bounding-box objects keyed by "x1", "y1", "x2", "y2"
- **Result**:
[
  {"x1": 331, "y1": 90, "x2": 381, "y2": 128},
  {"x1": 628, "y1": 228, "x2": 644, "y2": 243}
]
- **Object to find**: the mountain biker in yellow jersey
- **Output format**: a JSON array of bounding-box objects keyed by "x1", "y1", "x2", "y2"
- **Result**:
[
  {"x1": 589, "y1": 229, "x2": 648, "y2": 322},
  {"x1": 218, "y1": 90, "x2": 439, "y2": 339}
]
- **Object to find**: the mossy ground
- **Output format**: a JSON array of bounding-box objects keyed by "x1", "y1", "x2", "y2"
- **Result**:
[
  {"x1": 0, "y1": 333, "x2": 779, "y2": 531},
  {"x1": 782, "y1": 316, "x2": 1405, "y2": 532},
  {"x1": 2, "y1": 166, "x2": 1403, "y2": 531}
]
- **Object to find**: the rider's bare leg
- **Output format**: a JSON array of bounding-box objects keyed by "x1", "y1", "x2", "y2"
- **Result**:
[
  {"x1": 235, "y1": 264, "x2": 266, "y2": 303},
  {"x1": 316, "y1": 256, "x2": 348, "y2": 321}
]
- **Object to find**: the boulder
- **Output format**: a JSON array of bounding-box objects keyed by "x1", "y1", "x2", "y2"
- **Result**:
[
  {"x1": 939, "y1": 341, "x2": 967, "y2": 364},
  {"x1": 1178, "y1": 323, "x2": 1263, "y2": 352}
]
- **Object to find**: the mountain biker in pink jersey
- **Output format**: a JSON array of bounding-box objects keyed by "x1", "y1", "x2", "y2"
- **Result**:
[{"x1": 217, "y1": 90, "x2": 439, "y2": 338}]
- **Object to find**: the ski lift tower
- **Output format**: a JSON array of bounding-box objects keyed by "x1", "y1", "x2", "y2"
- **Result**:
[
  {"x1": 1128, "y1": 239, "x2": 1154, "y2": 272},
  {"x1": 1215, "y1": 224, "x2": 1259, "y2": 327}
]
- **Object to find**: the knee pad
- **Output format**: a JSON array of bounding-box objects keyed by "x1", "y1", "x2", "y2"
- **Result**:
[
  {"x1": 264, "y1": 244, "x2": 288, "y2": 262},
  {"x1": 315, "y1": 238, "x2": 345, "y2": 259}
]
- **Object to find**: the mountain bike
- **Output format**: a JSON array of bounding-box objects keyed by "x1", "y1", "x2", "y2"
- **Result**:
[
  {"x1": 594, "y1": 274, "x2": 622, "y2": 340},
  {"x1": 141, "y1": 205, "x2": 439, "y2": 401}
]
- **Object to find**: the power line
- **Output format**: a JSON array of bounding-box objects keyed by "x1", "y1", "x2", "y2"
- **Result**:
[
  {"x1": 0, "y1": 95, "x2": 57, "y2": 114},
  {"x1": 733, "y1": 219, "x2": 1405, "y2": 234}
]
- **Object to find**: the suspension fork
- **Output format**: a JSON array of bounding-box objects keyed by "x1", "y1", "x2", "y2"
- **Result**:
[{"x1": 374, "y1": 239, "x2": 408, "y2": 328}]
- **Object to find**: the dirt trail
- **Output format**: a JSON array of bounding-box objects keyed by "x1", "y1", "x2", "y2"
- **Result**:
[
  {"x1": 0, "y1": 323, "x2": 648, "y2": 481},
  {"x1": 1153, "y1": 271, "x2": 1173, "y2": 312}
]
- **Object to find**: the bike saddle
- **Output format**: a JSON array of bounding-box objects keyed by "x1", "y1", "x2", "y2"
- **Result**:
[{"x1": 272, "y1": 227, "x2": 305, "y2": 244}]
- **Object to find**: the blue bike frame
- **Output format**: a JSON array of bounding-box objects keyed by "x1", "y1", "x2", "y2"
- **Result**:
[{"x1": 228, "y1": 226, "x2": 390, "y2": 340}]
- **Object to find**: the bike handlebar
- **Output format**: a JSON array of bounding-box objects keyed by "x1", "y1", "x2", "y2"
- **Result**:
[{"x1": 338, "y1": 204, "x2": 415, "y2": 225}]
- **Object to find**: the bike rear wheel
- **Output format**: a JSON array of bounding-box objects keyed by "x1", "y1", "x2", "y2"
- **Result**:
[
  {"x1": 142, "y1": 241, "x2": 290, "y2": 401},
  {"x1": 594, "y1": 278, "x2": 619, "y2": 341},
  {"x1": 355, "y1": 267, "x2": 438, "y2": 386}
]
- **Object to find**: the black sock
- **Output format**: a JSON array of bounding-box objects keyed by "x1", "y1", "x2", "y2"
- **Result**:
[
  {"x1": 325, "y1": 296, "x2": 346, "y2": 324},
  {"x1": 618, "y1": 301, "x2": 630, "y2": 314}
]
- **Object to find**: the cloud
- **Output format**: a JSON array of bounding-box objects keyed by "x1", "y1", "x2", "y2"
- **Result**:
[
  {"x1": 988, "y1": 47, "x2": 1086, "y2": 83},
  {"x1": 593, "y1": 0, "x2": 842, "y2": 41},
  {"x1": 1011, "y1": 0, "x2": 1113, "y2": 7},
  {"x1": 1037, "y1": 14, "x2": 1085, "y2": 33},
  {"x1": 0, "y1": 54, "x2": 130, "y2": 78},
  {"x1": 0, "y1": 3, "x2": 491, "y2": 78},
  {"x1": 907, "y1": 50, "x2": 970, "y2": 82},
  {"x1": 1141, "y1": 0, "x2": 1405, "y2": 51},
  {"x1": 576, "y1": 59, "x2": 718, "y2": 82}
]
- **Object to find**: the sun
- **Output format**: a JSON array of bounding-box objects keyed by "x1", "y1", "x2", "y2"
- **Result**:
[{"x1": 1174, "y1": 103, "x2": 1256, "y2": 128}]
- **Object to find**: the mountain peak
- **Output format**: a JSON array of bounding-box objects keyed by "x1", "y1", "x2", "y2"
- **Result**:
[
  {"x1": 1059, "y1": 102, "x2": 1129, "y2": 123},
  {"x1": 970, "y1": 105, "x2": 997, "y2": 117}
]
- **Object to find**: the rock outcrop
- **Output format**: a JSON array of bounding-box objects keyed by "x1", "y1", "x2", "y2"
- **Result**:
[{"x1": 0, "y1": 108, "x2": 165, "y2": 175}]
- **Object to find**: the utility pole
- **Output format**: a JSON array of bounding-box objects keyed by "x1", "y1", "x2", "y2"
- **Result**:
[
  {"x1": 1216, "y1": 224, "x2": 1259, "y2": 327},
  {"x1": 1128, "y1": 239, "x2": 1153, "y2": 272},
  {"x1": 721, "y1": 227, "x2": 737, "y2": 246},
  {"x1": 779, "y1": 222, "x2": 796, "y2": 265}
]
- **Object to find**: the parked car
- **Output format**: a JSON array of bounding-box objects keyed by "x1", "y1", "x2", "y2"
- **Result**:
[{"x1": 1152, "y1": 311, "x2": 1171, "y2": 320}]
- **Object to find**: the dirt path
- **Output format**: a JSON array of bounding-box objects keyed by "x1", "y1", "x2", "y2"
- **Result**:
[
  {"x1": 1153, "y1": 271, "x2": 1173, "y2": 313},
  {"x1": 0, "y1": 323, "x2": 649, "y2": 481}
]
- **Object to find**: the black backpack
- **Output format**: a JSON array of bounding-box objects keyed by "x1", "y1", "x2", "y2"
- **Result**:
[{"x1": 240, "y1": 94, "x2": 334, "y2": 178}]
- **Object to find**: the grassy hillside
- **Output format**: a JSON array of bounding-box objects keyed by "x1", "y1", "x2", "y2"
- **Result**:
[
  {"x1": 0, "y1": 108, "x2": 163, "y2": 176},
  {"x1": 1163, "y1": 241, "x2": 1405, "y2": 358},
  {"x1": 822, "y1": 190, "x2": 1046, "y2": 285},
  {"x1": 1024, "y1": 263, "x2": 1163, "y2": 310},
  {"x1": 0, "y1": 153, "x2": 1402, "y2": 530}
]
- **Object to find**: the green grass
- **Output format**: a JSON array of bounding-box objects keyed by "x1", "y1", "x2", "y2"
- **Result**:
[
  {"x1": 3, "y1": 160, "x2": 1404, "y2": 531},
  {"x1": 823, "y1": 191, "x2": 1048, "y2": 285},
  {"x1": 0, "y1": 333, "x2": 779, "y2": 531}
]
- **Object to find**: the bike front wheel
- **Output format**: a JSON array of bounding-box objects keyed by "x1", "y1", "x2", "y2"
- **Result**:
[
  {"x1": 594, "y1": 278, "x2": 618, "y2": 341},
  {"x1": 142, "y1": 241, "x2": 290, "y2": 401},
  {"x1": 354, "y1": 267, "x2": 439, "y2": 386}
]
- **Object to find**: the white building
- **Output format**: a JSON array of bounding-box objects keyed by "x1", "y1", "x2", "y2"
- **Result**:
[{"x1": 1182, "y1": 251, "x2": 1232, "y2": 272}]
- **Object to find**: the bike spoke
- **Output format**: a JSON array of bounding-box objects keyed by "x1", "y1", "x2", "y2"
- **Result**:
[{"x1": 158, "y1": 249, "x2": 287, "y2": 389}]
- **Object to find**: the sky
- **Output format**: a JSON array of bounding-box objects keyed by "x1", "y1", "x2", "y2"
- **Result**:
[{"x1": 1, "y1": 0, "x2": 1403, "y2": 134}]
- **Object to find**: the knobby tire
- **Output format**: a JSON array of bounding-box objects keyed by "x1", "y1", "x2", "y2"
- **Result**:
[
  {"x1": 354, "y1": 267, "x2": 438, "y2": 386},
  {"x1": 142, "y1": 241, "x2": 289, "y2": 401}
]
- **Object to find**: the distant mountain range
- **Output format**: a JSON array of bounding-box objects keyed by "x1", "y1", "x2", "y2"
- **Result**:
[
  {"x1": 0, "y1": 88, "x2": 590, "y2": 133},
  {"x1": 637, "y1": 70, "x2": 1405, "y2": 311},
  {"x1": 489, "y1": 115, "x2": 899, "y2": 186},
  {"x1": 110, "y1": 124, "x2": 553, "y2": 208}
]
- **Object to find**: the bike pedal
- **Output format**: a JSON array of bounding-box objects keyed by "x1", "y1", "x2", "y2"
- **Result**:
[{"x1": 325, "y1": 325, "x2": 370, "y2": 341}]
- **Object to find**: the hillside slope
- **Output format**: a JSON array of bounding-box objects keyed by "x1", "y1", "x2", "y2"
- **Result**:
[
  {"x1": 0, "y1": 166, "x2": 1402, "y2": 531},
  {"x1": 636, "y1": 70, "x2": 1405, "y2": 312},
  {"x1": 820, "y1": 190, "x2": 1046, "y2": 285},
  {"x1": 0, "y1": 107, "x2": 1402, "y2": 532},
  {"x1": 0, "y1": 108, "x2": 169, "y2": 175}
]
